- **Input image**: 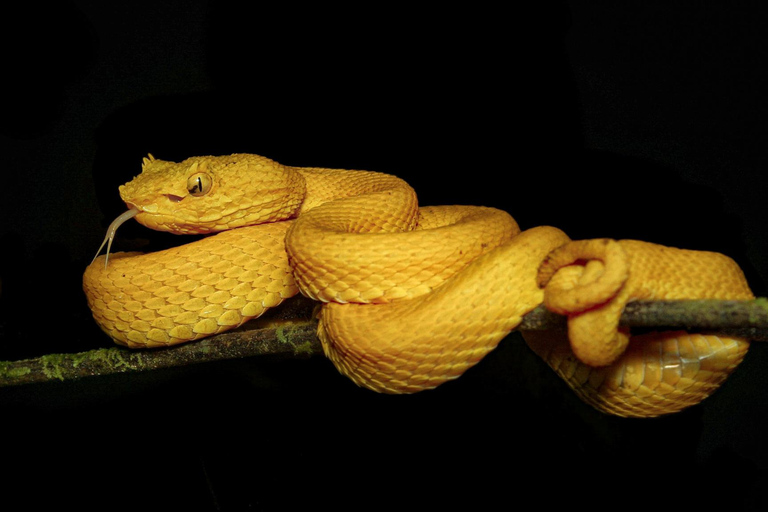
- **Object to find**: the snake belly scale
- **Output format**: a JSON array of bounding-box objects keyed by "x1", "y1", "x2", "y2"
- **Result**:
[{"x1": 82, "y1": 153, "x2": 754, "y2": 418}]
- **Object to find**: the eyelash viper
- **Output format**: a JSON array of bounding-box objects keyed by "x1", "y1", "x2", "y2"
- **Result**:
[{"x1": 82, "y1": 153, "x2": 754, "y2": 418}]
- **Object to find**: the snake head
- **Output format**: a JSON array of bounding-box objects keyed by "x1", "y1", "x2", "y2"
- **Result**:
[{"x1": 118, "y1": 153, "x2": 306, "y2": 235}]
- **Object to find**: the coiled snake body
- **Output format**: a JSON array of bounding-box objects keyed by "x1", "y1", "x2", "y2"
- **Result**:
[{"x1": 82, "y1": 154, "x2": 754, "y2": 417}]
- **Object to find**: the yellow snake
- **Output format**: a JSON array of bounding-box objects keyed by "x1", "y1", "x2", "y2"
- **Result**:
[{"x1": 82, "y1": 153, "x2": 754, "y2": 418}]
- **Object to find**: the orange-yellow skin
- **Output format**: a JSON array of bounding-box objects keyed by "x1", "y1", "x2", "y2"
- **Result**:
[
  {"x1": 530, "y1": 239, "x2": 753, "y2": 416},
  {"x1": 83, "y1": 154, "x2": 753, "y2": 417}
]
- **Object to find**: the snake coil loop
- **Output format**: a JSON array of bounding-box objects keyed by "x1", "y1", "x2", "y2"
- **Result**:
[{"x1": 83, "y1": 154, "x2": 754, "y2": 418}]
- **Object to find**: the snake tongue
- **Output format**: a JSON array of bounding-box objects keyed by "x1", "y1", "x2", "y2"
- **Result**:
[{"x1": 91, "y1": 208, "x2": 140, "y2": 269}]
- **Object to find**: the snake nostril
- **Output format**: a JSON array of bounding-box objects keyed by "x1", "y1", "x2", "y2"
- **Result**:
[{"x1": 166, "y1": 194, "x2": 184, "y2": 203}]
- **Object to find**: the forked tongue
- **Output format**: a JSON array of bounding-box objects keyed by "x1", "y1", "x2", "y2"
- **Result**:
[{"x1": 91, "y1": 209, "x2": 140, "y2": 269}]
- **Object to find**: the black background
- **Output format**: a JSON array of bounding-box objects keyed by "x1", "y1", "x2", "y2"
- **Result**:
[{"x1": 1, "y1": 2, "x2": 767, "y2": 510}]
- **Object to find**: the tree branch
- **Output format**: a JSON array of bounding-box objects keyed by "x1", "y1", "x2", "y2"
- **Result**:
[
  {"x1": 1, "y1": 297, "x2": 767, "y2": 388},
  {"x1": 519, "y1": 298, "x2": 768, "y2": 340}
]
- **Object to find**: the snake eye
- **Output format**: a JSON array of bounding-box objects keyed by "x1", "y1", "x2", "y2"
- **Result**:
[{"x1": 187, "y1": 173, "x2": 212, "y2": 196}]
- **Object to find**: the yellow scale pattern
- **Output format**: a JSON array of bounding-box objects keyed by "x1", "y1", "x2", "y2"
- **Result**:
[
  {"x1": 525, "y1": 331, "x2": 748, "y2": 417},
  {"x1": 528, "y1": 239, "x2": 753, "y2": 417},
  {"x1": 84, "y1": 222, "x2": 297, "y2": 347},
  {"x1": 83, "y1": 153, "x2": 754, "y2": 417}
]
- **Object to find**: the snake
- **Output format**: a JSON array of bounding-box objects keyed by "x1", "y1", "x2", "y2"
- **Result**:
[{"x1": 82, "y1": 153, "x2": 754, "y2": 418}]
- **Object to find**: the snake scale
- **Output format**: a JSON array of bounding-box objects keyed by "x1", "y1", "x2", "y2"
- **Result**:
[{"x1": 82, "y1": 153, "x2": 754, "y2": 417}]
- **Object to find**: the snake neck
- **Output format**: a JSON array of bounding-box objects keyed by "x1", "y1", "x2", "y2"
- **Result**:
[
  {"x1": 293, "y1": 166, "x2": 419, "y2": 232},
  {"x1": 294, "y1": 166, "x2": 408, "y2": 215}
]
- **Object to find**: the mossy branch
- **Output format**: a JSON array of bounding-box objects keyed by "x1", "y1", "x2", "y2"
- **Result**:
[{"x1": 1, "y1": 298, "x2": 768, "y2": 388}]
